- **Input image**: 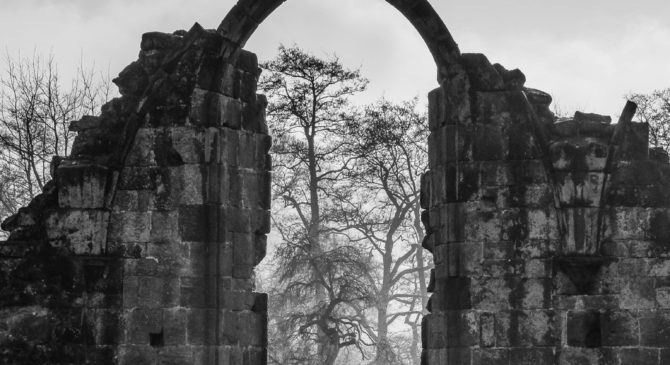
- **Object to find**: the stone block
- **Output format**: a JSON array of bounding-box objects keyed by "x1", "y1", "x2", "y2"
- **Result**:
[
  {"x1": 420, "y1": 171, "x2": 431, "y2": 209},
  {"x1": 189, "y1": 88, "x2": 242, "y2": 128},
  {"x1": 567, "y1": 311, "x2": 602, "y2": 348},
  {"x1": 123, "y1": 276, "x2": 140, "y2": 308},
  {"x1": 463, "y1": 206, "x2": 500, "y2": 242},
  {"x1": 238, "y1": 70, "x2": 258, "y2": 103},
  {"x1": 178, "y1": 205, "x2": 211, "y2": 242},
  {"x1": 428, "y1": 87, "x2": 446, "y2": 131},
  {"x1": 499, "y1": 208, "x2": 529, "y2": 242},
  {"x1": 494, "y1": 63, "x2": 526, "y2": 90},
  {"x1": 197, "y1": 60, "x2": 240, "y2": 98},
  {"x1": 618, "y1": 122, "x2": 650, "y2": 161},
  {"x1": 180, "y1": 276, "x2": 216, "y2": 308},
  {"x1": 480, "y1": 312, "x2": 496, "y2": 347},
  {"x1": 444, "y1": 310, "x2": 478, "y2": 347},
  {"x1": 661, "y1": 349, "x2": 670, "y2": 365},
  {"x1": 496, "y1": 310, "x2": 558, "y2": 347},
  {"x1": 254, "y1": 134, "x2": 272, "y2": 169},
  {"x1": 177, "y1": 165, "x2": 205, "y2": 205},
  {"x1": 137, "y1": 276, "x2": 180, "y2": 308},
  {"x1": 163, "y1": 308, "x2": 187, "y2": 346},
  {"x1": 150, "y1": 210, "x2": 179, "y2": 244},
  {"x1": 223, "y1": 206, "x2": 270, "y2": 234},
  {"x1": 473, "y1": 123, "x2": 506, "y2": 161},
  {"x1": 239, "y1": 170, "x2": 261, "y2": 209},
  {"x1": 432, "y1": 277, "x2": 472, "y2": 311},
  {"x1": 656, "y1": 286, "x2": 670, "y2": 308},
  {"x1": 608, "y1": 207, "x2": 652, "y2": 240},
  {"x1": 519, "y1": 238, "x2": 558, "y2": 260},
  {"x1": 474, "y1": 90, "x2": 533, "y2": 126},
  {"x1": 44, "y1": 209, "x2": 110, "y2": 253},
  {"x1": 109, "y1": 211, "x2": 151, "y2": 243},
  {"x1": 237, "y1": 131, "x2": 256, "y2": 168},
  {"x1": 125, "y1": 128, "x2": 158, "y2": 167},
  {"x1": 600, "y1": 310, "x2": 639, "y2": 346},
  {"x1": 509, "y1": 348, "x2": 555, "y2": 365},
  {"x1": 483, "y1": 241, "x2": 515, "y2": 260},
  {"x1": 421, "y1": 314, "x2": 447, "y2": 349},
  {"x1": 187, "y1": 308, "x2": 216, "y2": 345},
  {"x1": 619, "y1": 348, "x2": 659, "y2": 365},
  {"x1": 472, "y1": 278, "x2": 513, "y2": 311},
  {"x1": 460, "y1": 53, "x2": 504, "y2": 91},
  {"x1": 204, "y1": 163, "x2": 230, "y2": 205},
  {"x1": 170, "y1": 126, "x2": 209, "y2": 164},
  {"x1": 507, "y1": 130, "x2": 541, "y2": 161},
  {"x1": 449, "y1": 241, "x2": 482, "y2": 275},
  {"x1": 558, "y1": 348, "x2": 600, "y2": 365},
  {"x1": 220, "y1": 127, "x2": 240, "y2": 167},
  {"x1": 117, "y1": 344, "x2": 157, "y2": 365},
  {"x1": 126, "y1": 308, "x2": 163, "y2": 345},
  {"x1": 159, "y1": 346, "x2": 194, "y2": 365},
  {"x1": 219, "y1": 290, "x2": 256, "y2": 312},
  {"x1": 57, "y1": 163, "x2": 109, "y2": 208},
  {"x1": 178, "y1": 242, "x2": 210, "y2": 277},
  {"x1": 224, "y1": 310, "x2": 266, "y2": 347},
  {"x1": 521, "y1": 279, "x2": 552, "y2": 309},
  {"x1": 114, "y1": 190, "x2": 140, "y2": 211},
  {"x1": 640, "y1": 311, "x2": 670, "y2": 346},
  {"x1": 473, "y1": 348, "x2": 510, "y2": 365},
  {"x1": 523, "y1": 259, "x2": 551, "y2": 278},
  {"x1": 118, "y1": 166, "x2": 163, "y2": 191},
  {"x1": 616, "y1": 277, "x2": 657, "y2": 309},
  {"x1": 254, "y1": 234, "x2": 266, "y2": 266}
]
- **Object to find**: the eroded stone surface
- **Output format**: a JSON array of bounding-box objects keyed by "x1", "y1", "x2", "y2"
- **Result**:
[
  {"x1": 421, "y1": 51, "x2": 670, "y2": 365},
  {"x1": 1, "y1": 24, "x2": 269, "y2": 364},
  {"x1": 1, "y1": 3, "x2": 669, "y2": 365}
]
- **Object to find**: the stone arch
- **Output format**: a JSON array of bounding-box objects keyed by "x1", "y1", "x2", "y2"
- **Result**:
[{"x1": 216, "y1": 0, "x2": 461, "y2": 82}]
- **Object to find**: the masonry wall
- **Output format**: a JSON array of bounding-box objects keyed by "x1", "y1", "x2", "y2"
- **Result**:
[
  {"x1": 421, "y1": 53, "x2": 670, "y2": 365},
  {"x1": 1, "y1": 25, "x2": 270, "y2": 364}
]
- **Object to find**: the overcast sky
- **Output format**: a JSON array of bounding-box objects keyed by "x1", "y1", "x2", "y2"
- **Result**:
[{"x1": 1, "y1": 0, "x2": 668, "y2": 118}]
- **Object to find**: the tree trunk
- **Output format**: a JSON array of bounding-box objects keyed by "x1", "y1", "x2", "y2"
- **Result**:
[
  {"x1": 373, "y1": 236, "x2": 398, "y2": 364},
  {"x1": 318, "y1": 328, "x2": 340, "y2": 365}
]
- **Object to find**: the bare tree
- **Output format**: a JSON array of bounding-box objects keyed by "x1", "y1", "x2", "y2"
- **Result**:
[
  {"x1": 260, "y1": 45, "x2": 373, "y2": 365},
  {"x1": 0, "y1": 51, "x2": 112, "y2": 231},
  {"x1": 338, "y1": 98, "x2": 430, "y2": 364},
  {"x1": 628, "y1": 88, "x2": 670, "y2": 153}
]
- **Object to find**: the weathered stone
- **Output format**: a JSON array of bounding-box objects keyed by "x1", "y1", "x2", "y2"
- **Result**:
[
  {"x1": 460, "y1": 53, "x2": 505, "y2": 91},
  {"x1": 4, "y1": 5, "x2": 670, "y2": 364},
  {"x1": 113, "y1": 61, "x2": 148, "y2": 97},
  {"x1": 524, "y1": 87, "x2": 553, "y2": 106},
  {"x1": 57, "y1": 163, "x2": 109, "y2": 209},
  {"x1": 141, "y1": 31, "x2": 183, "y2": 51},
  {"x1": 493, "y1": 63, "x2": 526, "y2": 90},
  {"x1": 69, "y1": 115, "x2": 103, "y2": 132}
]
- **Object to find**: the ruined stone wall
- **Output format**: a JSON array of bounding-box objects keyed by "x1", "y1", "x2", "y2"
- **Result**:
[
  {"x1": 2, "y1": 13, "x2": 670, "y2": 365},
  {"x1": 1, "y1": 24, "x2": 270, "y2": 364},
  {"x1": 421, "y1": 53, "x2": 670, "y2": 365}
]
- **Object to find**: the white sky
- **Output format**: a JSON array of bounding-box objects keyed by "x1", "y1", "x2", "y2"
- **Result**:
[{"x1": 1, "y1": 0, "x2": 669, "y2": 117}]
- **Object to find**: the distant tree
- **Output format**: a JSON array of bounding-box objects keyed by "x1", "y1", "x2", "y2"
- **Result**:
[
  {"x1": 339, "y1": 98, "x2": 430, "y2": 364},
  {"x1": 0, "y1": 51, "x2": 112, "y2": 232},
  {"x1": 259, "y1": 45, "x2": 373, "y2": 365},
  {"x1": 628, "y1": 88, "x2": 670, "y2": 153}
]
